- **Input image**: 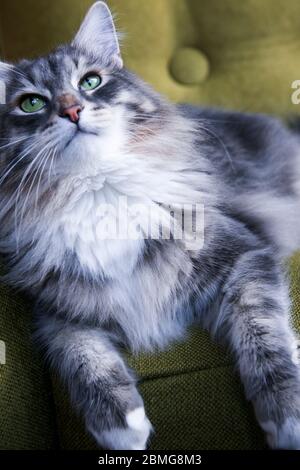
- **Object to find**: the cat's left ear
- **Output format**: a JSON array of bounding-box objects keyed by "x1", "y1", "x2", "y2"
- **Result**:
[{"x1": 72, "y1": 1, "x2": 123, "y2": 69}]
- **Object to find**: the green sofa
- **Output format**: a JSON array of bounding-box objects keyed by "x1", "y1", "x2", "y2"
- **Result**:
[{"x1": 0, "y1": 0, "x2": 300, "y2": 450}]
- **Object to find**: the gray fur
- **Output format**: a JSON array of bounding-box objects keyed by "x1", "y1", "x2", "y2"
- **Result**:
[{"x1": 0, "y1": 1, "x2": 300, "y2": 449}]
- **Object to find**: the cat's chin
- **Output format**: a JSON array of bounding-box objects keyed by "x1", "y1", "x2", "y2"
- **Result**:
[
  {"x1": 63, "y1": 127, "x2": 99, "y2": 150},
  {"x1": 61, "y1": 130, "x2": 104, "y2": 166}
]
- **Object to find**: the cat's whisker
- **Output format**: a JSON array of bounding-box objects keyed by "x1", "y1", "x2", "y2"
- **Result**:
[
  {"x1": 14, "y1": 145, "x2": 51, "y2": 247},
  {"x1": 0, "y1": 129, "x2": 59, "y2": 189},
  {"x1": 128, "y1": 117, "x2": 234, "y2": 168},
  {"x1": 16, "y1": 143, "x2": 50, "y2": 207},
  {"x1": 126, "y1": 128, "x2": 178, "y2": 145},
  {"x1": 0, "y1": 134, "x2": 30, "y2": 142},
  {"x1": 128, "y1": 107, "x2": 237, "y2": 125},
  {"x1": 0, "y1": 140, "x2": 43, "y2": 186},
  {"x1": 12, "y1": 137, "x2": 59, "y2": 242},
  {"x1": 0, "y1": 135, "x2": 31, "y2": 152},
  {"x1": 17, "y1": 139, "x2": 57, "y2": 207},
  {"x1": 0, "y1": 139, "x2": 42, "y2": 187},
  {"x1": 34, "y1": 145, "x2": 57, "y2": 216},
  {"x1": 12, "y1": 138, "x2": 54, "y2": 200},
  {"x1": 197, "y1": 124, "x2": 235, "y2": 171},
  {"x1": 0, "y1": 63, "x2": 29, "y2": 81},
  {"x1": 15, "y1": 145, "x2": 55, "y2": 249},
  {"x1": 47, "y1": 145, "x2": 58, "y2": 188},
  {"x1": 14, "y1": 153, "x2": 41, "y2": 214}
]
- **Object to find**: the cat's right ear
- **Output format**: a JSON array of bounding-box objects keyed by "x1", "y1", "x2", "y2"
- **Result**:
[{"x1": 72, "y1": 1, "x2": 123, "y2": 69}]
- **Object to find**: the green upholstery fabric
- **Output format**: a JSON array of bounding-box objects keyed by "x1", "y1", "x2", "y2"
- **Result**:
[
  {"x1": 0, "y1": 274, "x2": 57, "y2": 449},
  {"x1": 170, "y1": 47, "x2": 210, "y2": 85},
  {"x1": 52, "y1": 329, "x2": 266, "y2": 450},
  {"x1": 1, "y1": 0, "x2": 300, "y2": 115},
  {"x1": 0, "y1": 0, "x2": 300, "y2": 450},
  {"x1": 290, "y1": 254, "x2": 300, "y2": 332}
]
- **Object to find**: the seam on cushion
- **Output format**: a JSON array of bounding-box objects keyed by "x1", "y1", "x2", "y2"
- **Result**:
[{"x1": 139, "y1": 361, "x2": 234, "y2": 383}]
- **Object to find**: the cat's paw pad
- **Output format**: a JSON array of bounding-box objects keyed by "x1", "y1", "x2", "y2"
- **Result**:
[
  {"x1": 90, "y1": 407, "x2": 152, "y2": 450},
  {"x1": 260, "y1": 418, "x2": 300, "y2": 450}
]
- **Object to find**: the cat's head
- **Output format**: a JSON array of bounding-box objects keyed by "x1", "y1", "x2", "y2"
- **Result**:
[{"x1": 0, "y1": 1, "x2": 170, "y2": 187}]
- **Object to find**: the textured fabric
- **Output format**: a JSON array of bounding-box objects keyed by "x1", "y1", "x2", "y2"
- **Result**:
[
  {"x1": 52, "y1": 254, "x2": 300, "y2": 450},
  {"x1": 289, "y1": 252, "x2": 300, "y2": 331},
  {"x1": 52, "y1": 328, "x2": 266, "y2": 450},
  {"x1": 125, "y1": 328, "x2": 231, "y2": 379},
  {"x1": 0, "y1": 0, "x2": 300, "y2": 451},
  {"x1": 169, "y1": 47, "x2": 210, "y2": 85},
  {"x1": 0, "y1": 269, "x2": 57, "y2": 449}
]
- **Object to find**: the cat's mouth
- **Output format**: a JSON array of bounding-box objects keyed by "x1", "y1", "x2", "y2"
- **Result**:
[
  {"x1": 78, "y1": 125, "x2": 99, "y2": 137},
  {"x1": 64, "y1": 125, "x2": 99, "y2": 149}
]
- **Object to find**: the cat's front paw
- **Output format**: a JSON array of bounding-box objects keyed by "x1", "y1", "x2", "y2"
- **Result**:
[
  {"x1": 260, "y1": 418, "x2": 300, "y2": 450},
  {"x1": 89, "y1": 406, "x2": 153, "y2": 450}
]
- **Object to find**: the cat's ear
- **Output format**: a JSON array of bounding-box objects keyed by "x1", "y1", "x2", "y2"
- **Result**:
[{"x1": 72, "y1": 1, "x2": 123, "y2": 69}]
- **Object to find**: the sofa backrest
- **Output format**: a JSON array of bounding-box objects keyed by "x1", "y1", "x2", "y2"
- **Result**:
[{"x1": 0, "y1": 0, "x2": 300, "y2": 115}]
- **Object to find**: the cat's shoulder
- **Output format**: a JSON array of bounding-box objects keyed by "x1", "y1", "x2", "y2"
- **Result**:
[
  {"x1": 176, "y1": 103, "x2": 282, "y2": 128},
  {"x1": 176, "y1": 103, "x2": 290, "y2": 149}
]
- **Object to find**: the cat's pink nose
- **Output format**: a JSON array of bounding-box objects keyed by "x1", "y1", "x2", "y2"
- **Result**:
[
  {"x1": 58, "y1": 94, "x2": 83, "y2": 123},
  {"x1": 62, "y1": 105, "x2": 82, "y2": 123}
]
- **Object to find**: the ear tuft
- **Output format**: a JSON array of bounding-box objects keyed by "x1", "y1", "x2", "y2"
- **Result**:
[{"x1": 72, "y1": 1, "x2": 123, "y2": 69}]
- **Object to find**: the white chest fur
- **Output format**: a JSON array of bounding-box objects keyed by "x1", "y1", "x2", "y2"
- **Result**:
[{"x1": 46, "y1": 179, "x2": 147, "y2": 279}]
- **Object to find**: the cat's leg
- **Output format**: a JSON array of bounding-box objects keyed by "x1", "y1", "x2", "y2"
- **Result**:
[
  {"x1": 213, "y1": 247, "x2": 300, "y2": 449},
  {"x1": 34, "y1": 315, "x2": 152, "y2": 450}
]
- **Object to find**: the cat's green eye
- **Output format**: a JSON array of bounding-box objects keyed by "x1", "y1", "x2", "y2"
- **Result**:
[
  {"x1": 79, "y1": 74, "x2": 102, "y2": 92},
  {"x1": 20, "y1": 95, "x2": 46, "y2": 113}
]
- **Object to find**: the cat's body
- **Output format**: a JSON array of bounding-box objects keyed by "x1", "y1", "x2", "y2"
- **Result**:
[
  {"x1": 182, "y1": 105, "x2": 300, "y2": 256},
  {"x1": 1, "y1": 2, "x2": 300, "y2": 450}
]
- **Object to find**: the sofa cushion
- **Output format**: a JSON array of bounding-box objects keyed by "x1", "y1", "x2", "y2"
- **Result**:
[
  {"x1": 0, "y1": 0, "x2": 300, "y2": 451},
  {"x1": 0, "y1": 276, "x2": 57, "y2": 449},
  {"x1": 1, "y1": 0, "x2": 300, "y2": 115},
  {"x1": 48, "y1": 253, "x2": 300, "y2": 450},
  {"x1": 51, "y1": 329, "x2": 266, "y2": 450},
  {"x1": 289, "y1": 252, "x2": 300, "y2": 330},
  {"x1": 170, "y1": 47, "x2": 210, "y2": 85}
]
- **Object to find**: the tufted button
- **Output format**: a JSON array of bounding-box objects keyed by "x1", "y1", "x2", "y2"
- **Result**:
[{"x1": 170, "y1": 47, "x2": 210, "y2": 85}]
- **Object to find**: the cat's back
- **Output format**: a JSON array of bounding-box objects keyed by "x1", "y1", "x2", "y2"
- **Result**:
[
  {"x1": 178, "y1": 104, "x2": 300, "y2": 255},
  {"x1": 178, "y1": 103, "x2": 299, "y2": 197}
]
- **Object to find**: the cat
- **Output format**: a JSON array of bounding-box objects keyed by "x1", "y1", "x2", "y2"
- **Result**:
[{"x1": 0, "y1": 1, "x2": 300, "y2": 450}]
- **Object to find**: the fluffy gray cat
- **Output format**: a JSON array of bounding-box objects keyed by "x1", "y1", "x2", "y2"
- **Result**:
[{"x1": 0, "y1": 1, "x2": 300, "y2": 450}]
